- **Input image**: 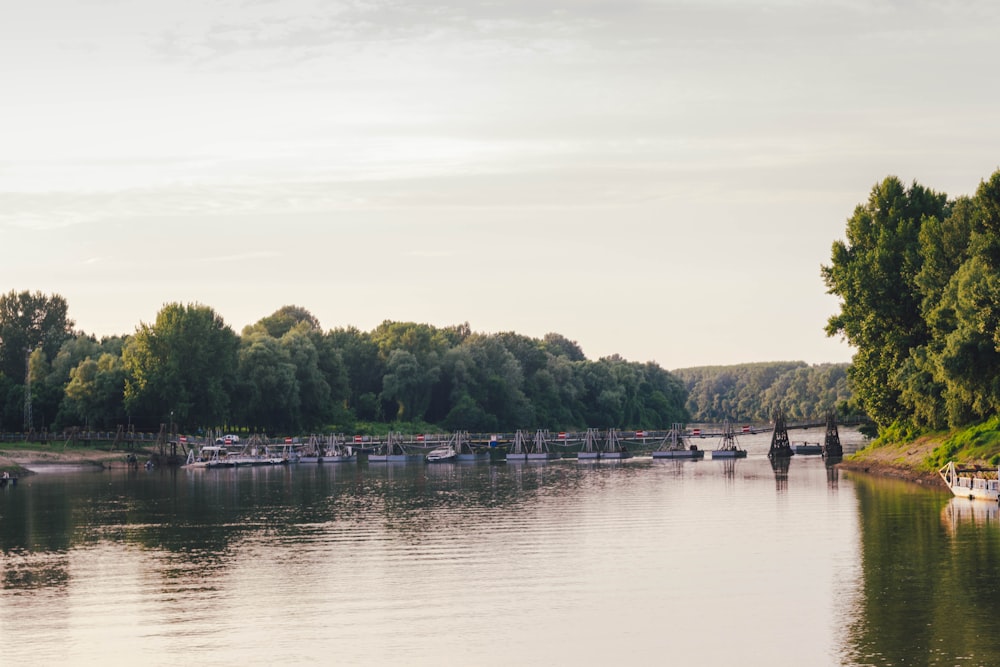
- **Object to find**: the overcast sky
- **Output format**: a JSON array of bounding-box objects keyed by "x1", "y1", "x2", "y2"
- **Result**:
[{"x1": 3, "y1": 0, "x2": 999, "y2": 369}]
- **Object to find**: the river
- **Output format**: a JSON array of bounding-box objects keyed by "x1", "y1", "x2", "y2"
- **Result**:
[{"x1": 2, "y1": 427, "x2": 999, "y2": 666}]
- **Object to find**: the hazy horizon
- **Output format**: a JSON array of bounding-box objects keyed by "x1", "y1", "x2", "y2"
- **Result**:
[{"x1": 5, "y1": 0, "x2": 999, "y2": 368}]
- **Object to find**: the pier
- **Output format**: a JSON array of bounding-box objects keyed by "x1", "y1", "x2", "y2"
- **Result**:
[{"x1": 1, "y1": 416, "x2": 869, "y2": 465}]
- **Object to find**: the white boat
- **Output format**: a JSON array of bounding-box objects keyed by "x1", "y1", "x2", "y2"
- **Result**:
[
  {"x1": 939, "y1": 462, "x2": 1000, "y2": 501},
  {"x1": 652, "y1": 423, "x2": 704, "y2": 459},
  {"x1": 425, "y1": 445, "x2": 457, "y2": 463},
  {"x1": 711, "y1": 422, "x2": 747, "y2": 459}
]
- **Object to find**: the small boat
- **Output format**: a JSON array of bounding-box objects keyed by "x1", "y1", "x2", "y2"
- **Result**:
[
  {"x1": 939, "y1": 462, "x2": 1000, "y2": 501},
  {"x1": 792, "y1": 442, "x2": 823, "y2": 455},
  {"x1": 652, "y1": 423, "x2": 704, "y2": 459},
  {"x1": 425, "y1": 445, "x2": 457, "y2": 463},
  {"x1": 711, "y1": 422, "x2": 747, "y2": 459}
]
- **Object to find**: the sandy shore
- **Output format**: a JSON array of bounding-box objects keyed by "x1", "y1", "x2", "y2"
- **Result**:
[{"x1": 0, "y1": 445, "x2": 150, "y2": 474}]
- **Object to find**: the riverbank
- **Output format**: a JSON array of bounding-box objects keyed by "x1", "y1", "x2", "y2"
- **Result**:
[
  {"x1": 0, "y1": 443, "x2": 151, "y2": 475},
  {"x1": 837, "y1": 419, "x2": 1000, "y2": 487},
  {"x1": 837, "y1": 435, "x2": 945, "y2": 486}
]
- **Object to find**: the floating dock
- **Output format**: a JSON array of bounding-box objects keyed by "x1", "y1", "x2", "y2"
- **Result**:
[{"x1": 652, "y1": 423, "x2": 704, "y2": 460}]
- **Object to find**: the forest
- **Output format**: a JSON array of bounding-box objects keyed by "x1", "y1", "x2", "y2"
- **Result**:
[
  {"x1": 0, "y1": 296, "x2": 695, "y2": 434},
  {"x1": 0, "y1": 292, "x2": 859, "y2": 436},
  {"x1": 673, "y1": 361, "x2": 853, "y2": 423},
  {"x1": 823, "y1": 168, "x2": 1000, "y2": 437}
]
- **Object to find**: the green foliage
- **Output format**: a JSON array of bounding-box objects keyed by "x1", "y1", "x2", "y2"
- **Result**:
[
  {"x1": 827, "y1": 169, "x2": 1000, "y2": 437},
  {"x1": 63, "y1": 353, "x2": 127, "y2": 429},
  {"x1": 122, "y1": 303, "x2": 239, "y2": 429},
  {"x1": 0, "y1": 301, "x2": 692, "y2": 435},
  {"x1": 926, "y1": 416, "x2": 1000, "y2": 469},
  {"x1": 674, "y1": 361, "x2": 851, "y2": 422},
  {"x1": 0, "y1": 290, "x2": 75, "y2": 383}
]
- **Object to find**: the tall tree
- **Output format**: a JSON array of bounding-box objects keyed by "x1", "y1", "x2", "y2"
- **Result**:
[
  {"x1": 233, "y1": 330, "x2": 300, "y2": 432},
  {"x1": 122, "y1": 303, "x2": 239, "y2": 429},
  {"x1": 0, "y1": 290, "x2": 75, "y2": 382},
  {"x1": 64, "y1": 353, "x2": 127, "y2": 429},
  {"x1": 822, "y1": 176, "x2": 948, "y2": 430},
  {"x1": 280, "y1": 322, "x2": 332, "y2": 430},
  {"x1": 246, "y1": 305, "x2": 321, "y2": 339},
  {"x1": 328, "y1": 326, "x2": 383, "y2": 419}
]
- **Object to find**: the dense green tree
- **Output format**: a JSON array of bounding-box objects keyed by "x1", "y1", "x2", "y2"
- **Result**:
[
  {"x1": 822, "y1": 176, "x2": 948, "y2": 430},
  {"x1": 0, "y1": 373, "x2": 22, "y2": 431},
  {"x1": 381, "y1": 349, "x2": 439, "y2": 422},
  {"x1": 64, "y1": 353, "x2": 127, "y2": 429},
  {"x1": 122, "y1": 303, "x2": 239, "y2": 429},
  {"x1": 234, "y1": 330, "x2": 299, "y2": 432},
  {"x1": 462, "y1": 335, "x2": 533, "y2": 429},
  {"x1": 543, "y1": 332, "x2": 586, "y2": 361},
  {"x1": 525, "y1": 354, "x2": 585, "y2": 429},
  {"x1": 246, "y1": 305, "x2": 321, "y2": 339},
  {"x1": 675, "y1": 362, "x2": 851, "y2": 423},
  {"x1": 280, "y1": 323, "x2": 332, "y2": 430},
  {"x1": 327, "y1": 326, "x2": 383, "y2": 418},
  {"x1": 0, "y1": 290, "x2": 75, "y2": 383}
]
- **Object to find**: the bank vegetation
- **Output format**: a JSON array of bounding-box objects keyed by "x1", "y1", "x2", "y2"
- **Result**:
[{"x1": 825, "y1": 169, "x2": 1000, "y2": 475}]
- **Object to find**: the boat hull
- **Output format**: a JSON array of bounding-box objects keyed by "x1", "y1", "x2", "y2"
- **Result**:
[
  {"x1": 652, "y1": 450, "x2": 705, "y2": 459},
  {"x1": 711, "y1": 450, "x2": 747, "y2": 459},
  {"x1": 368, "y1": 454, "x2": 417, "y2": 463}
]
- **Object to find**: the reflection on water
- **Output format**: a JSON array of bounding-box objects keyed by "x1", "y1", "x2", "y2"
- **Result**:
[
  {"x1": 770, "y1": 456, "x2": 791, "y2": 492},
  {"x1": 940, "y1": 496, "x2": 1000, "y2": 537},
  {"x1": 0, "y1": 441, "x2": 997, "y2": 666},
  {"x1": 843, "y1": 474, "x2": 1000, "y2": 666}
]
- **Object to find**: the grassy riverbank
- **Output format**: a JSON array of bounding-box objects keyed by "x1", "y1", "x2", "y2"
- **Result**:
[
  {"x1": 0, "y1": 441, "x2": 151, "y2": 475},
  {"x1": 839, "y1": 416, "x2": 1000, "y2": 486}
]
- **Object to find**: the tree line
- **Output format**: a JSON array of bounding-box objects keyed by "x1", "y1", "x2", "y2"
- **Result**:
[
  {"x1": 0, "y1": 294, "x2": 693, "y2": 435},
  {"x1": 823, "y1": 169, "x2": 1000, "y2": 436},
  {"x1": 672, "y1": 361, "x2": 854, "y2": 423}
]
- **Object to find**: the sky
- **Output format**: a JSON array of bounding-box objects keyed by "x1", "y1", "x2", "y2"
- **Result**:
[{"x1": 3, "y1": 0, "x2": 1000, "y2": 370}]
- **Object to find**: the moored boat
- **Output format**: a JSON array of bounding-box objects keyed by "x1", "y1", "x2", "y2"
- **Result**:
[
  {"x1": 792, "y1": 442, "x2": 823, "y2": 455},
  {"x1": 939, "y1": 462, "x2": 1000, "y2": 501},
  {"x1": 425, "y1": 445, "x2": 457, "y2": 463}
]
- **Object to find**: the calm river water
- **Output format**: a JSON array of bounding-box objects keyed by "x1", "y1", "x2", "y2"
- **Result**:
[{"x1": 2, "y1": 428, "x2": 1000, "y2": 666}]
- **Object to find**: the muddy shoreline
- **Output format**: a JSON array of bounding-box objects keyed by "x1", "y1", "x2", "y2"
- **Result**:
[
  {"x1": 836, "y1": 457, "x2": 944, "y2": 487},
  {"x1": 0, "y1": 447, "x2": 150, "y2": 476}
]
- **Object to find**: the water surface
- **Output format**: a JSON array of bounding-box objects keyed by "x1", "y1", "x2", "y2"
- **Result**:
[{"x1": 2, "y1": 429, "x2": 998, "y2": 666}]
